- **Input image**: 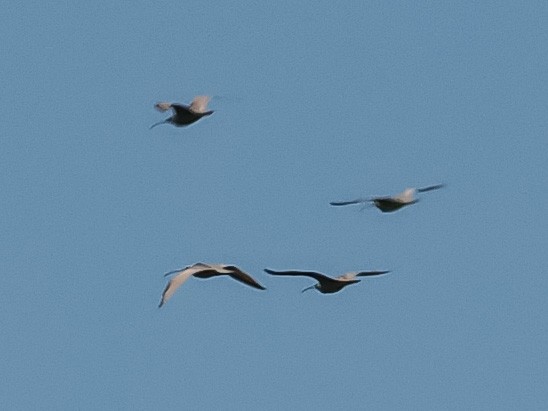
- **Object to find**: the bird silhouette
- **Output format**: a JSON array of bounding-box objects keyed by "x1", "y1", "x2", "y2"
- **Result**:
[
  {"x1": 159, "y1": 262, "x2": 265, "y2": 307},
  {"x1": 150, "y1": 96, "x2": 213, "y2": 129},
  {"x1": 330, "y1": 184, "x2": 444, "y2": 213},
  {"x1": 264, "y1": 268, "x2": 389, "y2": 294}
]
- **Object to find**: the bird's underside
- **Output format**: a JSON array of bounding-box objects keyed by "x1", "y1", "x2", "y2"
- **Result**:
[
  {"x1": 170, "y1": 104, "x2": 213, "y2": 125},
  {"x1": 330, "y1": 197, "x2": 412, "y2": 212},
  {"x1": 318, "y1": 279, "x2": 361, "y2": 293},
  {"x1": 373, "y1": 198, "x2": 417, "y2": 212}
]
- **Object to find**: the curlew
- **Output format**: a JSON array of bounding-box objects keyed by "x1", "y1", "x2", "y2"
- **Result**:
[
  {"x1": 264, "y1": 268, "x2": 389, "y2": 294},
  {"x1": 330, "y1": 184, "x2": 444, "y2": 213},
  {"x1": 150, "y1": 96, "x2": 213, "y2": 129},
  {"x1": 159, "y1": 262, "x2": 265, "y2": 307}
]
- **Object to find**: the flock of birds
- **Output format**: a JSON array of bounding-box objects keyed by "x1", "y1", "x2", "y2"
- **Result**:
[{"x1": 152, "y1": 96, "x2": 444, "y2": 308}]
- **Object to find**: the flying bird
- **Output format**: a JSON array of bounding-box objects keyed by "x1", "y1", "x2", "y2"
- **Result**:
[
  {"x1": 159, "y1": 262, "x2": 265, "y2": 307},
  {"x1": 150, "y1": 96, "x2": 213, "y2": 129},
  {"x1": 264, "y1": 268, "x2": 389, "y2": 294},
  {"x1": 330, "y1": 184, "x2": 444, "y2": 213}
]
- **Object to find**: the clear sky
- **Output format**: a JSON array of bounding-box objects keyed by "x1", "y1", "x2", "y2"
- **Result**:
[{"x1": 1, "y1": 1, "x2": 547, "y2": 409}]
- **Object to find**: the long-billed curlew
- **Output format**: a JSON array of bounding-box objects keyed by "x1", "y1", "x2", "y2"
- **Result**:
[
  {"x1": 159, "y1": 262, "x2": 265, "y2": 307},
  {"x1": 330, "y1": 184, "x2": 444, "y2": 213},
  {"x1": 150, "y1": 96, "x2": 213, "y2": 129},
  {"x1": 264, "y1": 268, "x2": 389, "y2": 294}
]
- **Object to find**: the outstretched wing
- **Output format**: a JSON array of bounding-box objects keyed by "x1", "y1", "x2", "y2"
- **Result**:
[
  {"x1": 264, "y1": 268, "x2": 333, "y2": 283},
  {"x1": 163, "y1": 262, "x2": 211, "y2": 277},
  {"x1": 189, "y1": 95, "x2": 211, "y2": 113},
  {"x1": 355, "y1": 270, "x2": 390, "y2": 277},
  {"x1": 417, "y1": 184, "x2": 445, "y2": 193},
  {"x1": 337, "y1": 270, "x2": 389, "y2": 280},
  {"x1": 224, "y1": 265, "x2": 266, "y2": 290},
  {"x1": 159, "y1": 263, "x2": 216, "y2": 307},
  {"x1": 329, "y1": 198, "x2": 369, "y2": 206},
  {"x1": 159, "y1": 270, "x2": 194, "y2": 307}
]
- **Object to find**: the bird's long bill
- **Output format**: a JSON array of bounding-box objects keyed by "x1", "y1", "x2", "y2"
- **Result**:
[
  {"x1": 150, "y1": 119, "x2": 167, "y2": 129},
  {"x1": 301, "y1": 284, "x2": 316, "y2": 293}
]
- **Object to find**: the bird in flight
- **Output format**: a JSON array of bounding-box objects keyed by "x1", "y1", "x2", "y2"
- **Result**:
[
  {"x1": 264, "y1": 268, "x2": 389, "y2": 294},
  {"x1": 159, "y1": 262, "x2": 265, "y2": 307},
  {"x1": 330, "y1": 184, "x2": 444, "y2": 213},
  {"x1": 150, "y1": 96, "x2": 213, "y2": 129}
]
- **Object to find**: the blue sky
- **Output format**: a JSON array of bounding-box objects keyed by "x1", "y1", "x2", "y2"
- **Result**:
[{"x1": 1, "y1": 1, "x2": 547, "y2": 409}]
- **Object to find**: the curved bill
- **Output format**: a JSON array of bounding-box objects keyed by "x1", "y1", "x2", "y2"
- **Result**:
[
  {"x1": 150, "y1": 119, "x2": 168, "y2": 129},
  {"x1": 301, "y1": 284, "x2": 316, "y2": 293}
]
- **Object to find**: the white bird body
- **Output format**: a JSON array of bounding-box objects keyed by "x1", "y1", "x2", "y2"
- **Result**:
[{"x1": 159, "y1": 262, "x2": 265, "y2": 307}]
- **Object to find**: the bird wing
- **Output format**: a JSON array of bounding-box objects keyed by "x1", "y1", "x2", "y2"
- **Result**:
[
  {"x1": 329, "y1": 198, "x2": 369, "y2": 206},
  {"x1": 159, "y1": 269, "x2": 194, "y2": 307},
  {"x1": 336, "y1": 272, "x2": 358, "y2": 280},
  {"x1": 159, "y1": 263, "x2": 217, "y2": 307},
  {"x1": 264, "y1": 268, "x2": 333, "y2": 283},
  {"x1": 199, "y1": 263, "x2": 241, "y2": 276},
  {"x1": 354, "y1": 270, "x2": 390, "y2": 277},
  {"x1": 154, "y1": 102, "x2": 173, "y2": 112},
  {"x1": 187, "y1": 263, "x2": 234, "y2": 279},
  {"x1": 163, "y1": 262, "x2": 211, "y2": 277},
  {"x1": 336, "y1": 271, "x2": 389, "y2": 282},
  {"x1": 189, "y1": 95, "x2": 211, "y2": 113},
  {"x1": 417, "y1": 184, "x2": 445, "y2": 193},
  {"x1": 223, "y1": 265, "x2": 266, "y2": 290}
]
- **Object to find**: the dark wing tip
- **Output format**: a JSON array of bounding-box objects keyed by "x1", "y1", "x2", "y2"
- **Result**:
[
  {"x1": 356, "y1": 270, "x2": 391, "y2": 277},
  {"x1": 239, "y1": 278, "x2": 266, "y2": 290},
  {"x1": 330, "y1": 199, "x2": 362, "y2": 206},
  {"x1": 164, "y1": 268, "x2": 183, "y2": 277},
  {"x1": 226, "y1": 267, "x2": 267, "y2": 291},
  {"x1": 417, "y1": 184, "x2": 445, "y2": 193}
]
